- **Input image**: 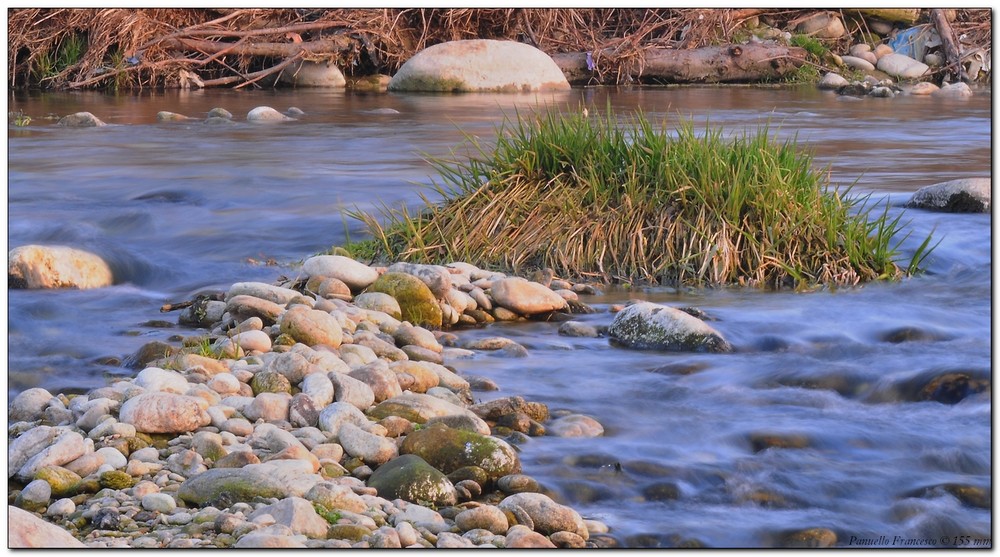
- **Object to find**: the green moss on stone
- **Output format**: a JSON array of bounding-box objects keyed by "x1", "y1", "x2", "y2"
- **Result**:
[
  {"x1": 99, "y1": 470, "x2": 134, "y2": 490},
  {"x1": 400, "y1": 422, "x2": 520, "y2": 479},
  {"x1": 34, "y1": 466, "x2": 82, "y2": 497},
  {"x1": 366, "y1": 272, "x2": 442, "y2": 328}
]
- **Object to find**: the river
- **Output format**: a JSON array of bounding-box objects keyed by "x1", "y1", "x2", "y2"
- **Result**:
[{"x1": 7, "y1": 85, "x2": 992, "y2": 547}]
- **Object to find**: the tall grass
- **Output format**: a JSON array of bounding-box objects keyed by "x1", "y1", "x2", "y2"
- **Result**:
[{"x1": 349, "y1": 107, "x2": 932, "y2": 290}]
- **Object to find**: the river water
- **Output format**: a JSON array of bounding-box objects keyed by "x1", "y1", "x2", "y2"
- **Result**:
[{"x1": 7, "y1": 86, "x2": 992, "y2": 547}]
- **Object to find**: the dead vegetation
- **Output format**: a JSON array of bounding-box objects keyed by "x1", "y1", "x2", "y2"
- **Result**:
[{"x1": 7, "y1": 8, "x2": 992, "y2": 90}]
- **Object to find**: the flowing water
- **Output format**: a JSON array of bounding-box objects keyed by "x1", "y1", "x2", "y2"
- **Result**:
[{"x1": 7, "y1": 86, "x2": 992, "y2": 547}]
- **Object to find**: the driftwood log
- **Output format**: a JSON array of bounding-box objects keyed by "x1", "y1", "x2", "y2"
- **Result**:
[
  {"x1": 930, "y1": 8, "x2": 970, "y2": 83},
  {"x1": 553, "y1": 44, "x2": 807, "y2": 85}
]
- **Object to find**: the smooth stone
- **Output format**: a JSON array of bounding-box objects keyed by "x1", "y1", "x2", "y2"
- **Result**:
[
  {"x1": 226, "y1": 281, "x2": 302, "y2": 305},
  {"x1": 490, "y1": 277, "x2": 567, "y2": 315},
  {"x1": 352, "y1": 292, "x2": 402, "y2": 320},
  {"x1": 365, "y1": 272, "x2": 442, "y2": 329},
  {"x1": 909, "y1": 81, "x2": 940, "y2": 95},
  {"x1": 279, "y1": 306, "x2": 343, "y2": 348},
  {"x1": 302, "y1": 255, "x2": 380, "y2": 291},
  {"x1": 15, "y1": 429, "x2": 88, "y2": 481},
  {"x1": 547, "y1": 414, "x2": 605, "y2": 437},
  {"x1": 95, "y1": 446, "x2": 128, "y2": 469},
  {"x1": 233, "y1": 532, "x2": 307, "y2": 548},
  {"x1": 289, "y1": 393, "x2": 320, "y2": 428},
  {"x1": 352, "y1": 330, "x2": 408, "y2": 361},
  {"x1": 792, "y1": 11, "x2": 845, "y2": 38},
  {"x1": 607, "y1": 301, "x2": 731, "y2": 352},
  {"x1": 317, "y1": 277, "x2": 352, "y2": 300},
  {"x1": 367, "y1": 453, "x2": 457, "y2": 506},
  {"x1": 387, "y1": 361, "x2": 441, "y2": 393},
  {"x1": 157, "y1": 111, "x2": 194, "y2": 121},
  {"x1": 841, "y1": 55, "x2": 875, "y2": 71},
  {"x1": 119, "y1": 393, "x2": 210, "y2": 434},
  {"x1": 389, "y1": 39, "x2": 570, "y2": 92},
  {"x1": 45, "y1": 498, "x2": 75, "y2": 517},
  {"x1": 247, "y1": 106, "x2": 293, "y2": 122},
  {"x1": 400, "y1": 422, "x2": 520, "y2": 480},
  {"x1": 249, "y1": 496, "x2": 330, "y2": 539},
  {"x1": 207, "y1": 107, "x2": 232, "y2": 119},
  {"x1": 406, "y1": 361, "x2": 470, "y2": 395},
  {"x1": 817, "y1": 72, "x2": 849, "y2": 90},
  {"x1": 505, "y1": 524, "x2": 557, "y2": 548},
  {"x1": 498, "y1": 492, "x2": 588, "y2": 539},
  {"x1": 8, "y1": 244, "x2": 113, "y2": 289},
  {"x1": 498, "y1": 473, "x2": 540, "y2": 494},
  {"x1": 62, "y1": 452, "x2": 104, "y2": 478},
  {"x1": 328, "y1": 372, "x2": 376, "y2": 411},
  {"x1": 278, "y1": 59, "x2": 346, "y2": 87},
  {"x1": 370, "y1": 525, "x2": 403, "y2": 548},
  {"x1": 557, "y1": 320, "x2": 601, "y2": 338},
  {"x1": 141, "y1": 492, "x2": 177, "y2": 513},
  {"x1": 305, "y1": 482, "x2": 368, "y2": 514},
  {"x1": 455, "y1": 505, "x2": 509, "y2": 534},
  {"x1": 9, "y1": 388, "x2": 54, "y2": 421},
  {"x1": 231, "y1": 330, "x2": 272, "y2": 353},
  {"x1": 134, "y1": 366, "x2": 189, "y2": 393},
  {"x1": 348, "y1": 360, "x2": 403, "y2": 402},
  {"x1": 300, "y1": 372, "x2": 334, "y2": 408},
  {"x1": 226, "y1": 295, "x2": 284, "y2": 325},
  {"x1": 369, "y1": 392, "x2": 483, "y2": 430},
  {"x1": 876, "y1": 53, "x2": 930, "y2": 79},
  {"x1": 905, "y1": 177, "x2": 990, "y2": 213},
  {"x1": 848, "y1": 43, "x2": 871, "y2": 57},
  {"x1": 386, "y1": 262, "x2": 453, "y2": 299},
  {"x1": 393, "y1": 323, "x2": 443, "y2": 353},
  {"x1": 33, "y1": 466, "x2": 81, "y2": 497},
  {"x1": 18, "y1": 479, "x2": 52, "y2": 511},
  {"x1": 873, "y1": 44, "x2": 894, "y2": 59},
  {"x1": 318, "y1": 401, "x2": 379, "y2": 437},
  {"x1": 57, "y1": 112, "x2": 106, "y2": 127},
  {"x1": 337, "y1": 422, "x2": 398, "y2": 466},
  {"x1": 8, "y1": 505, "x2": 86, "y2": 548},
  {"x1": 400, "y1": 345, "x2": 443, "y2": 364},
  {"x1": 923, "y1": 52, "x2": 944, "y2": 66},
  {"x1": 390, "y1": 500, "x2": 450, "y2": 534},
  {"x1": 207, "y1": 373, "x2": 241, "y2": 395},
  {"x1": 266, "y1": 351, "x2": 315, "y2": 384},
  {"x1": 932, "y1": 82, "x2": 974, "y2": 98},
  {"x1": 177, "y1": 461, "x2": 321, "y2": 506}
]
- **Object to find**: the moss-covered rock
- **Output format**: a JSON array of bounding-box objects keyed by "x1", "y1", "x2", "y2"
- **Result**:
[
  {"x1": 34, "y1": 466, "x2": 82, "y2": 497},
  {"x1": 251, "y1": 370, "x2": 292, "y2": 395},
  {"x1": 99, "y1": 470, "x2": 134, "y2": 490},
  {"x1": 365, "y1": 272, "x2": 442, "y2": 329},
  {"x1": 366, "y1": 454, "x2": 457, "y2": 507},
  {"x1": 400, "y1": 422, "x2": 520, "y2": 480}
]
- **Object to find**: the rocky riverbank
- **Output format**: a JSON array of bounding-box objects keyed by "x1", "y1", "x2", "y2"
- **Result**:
[{"x1": 11, "y1": 253, "x2": 722, "y2": 548}]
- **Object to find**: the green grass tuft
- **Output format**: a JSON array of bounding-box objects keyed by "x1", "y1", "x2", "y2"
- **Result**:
[
  {"x1": 349, "y1": 107, "x2": 932, "y2": 290},
  {"x1": 790, "y1": 34, "x2": 828, "y2": 58}
]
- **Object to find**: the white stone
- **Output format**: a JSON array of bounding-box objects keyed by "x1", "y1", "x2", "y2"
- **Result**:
[
  {"x1": 279, "y1": 60, "x2": 347, "y2": 88},
  {"x1": 142, "y1": 492, "x2": 178, "y2": 513},
  {"x1": 817, "y1": 72, "x2": 849, "y2": 90},
  {"x1": 490, "y1": 277, "x2": 567, "y2": 315},
  {"x1": 932, "y1": 81, "x2": 974, "y2": 98},
  {"x1": 547, "y1": 414, "x2": 605, "y2": 438},
  {"x1": 876, "y1": 53, "x2": 930, "y2": 79},
  {"x1": 232, "y1": 330, "x2": 273, "y2": 353},
  {"x1": 389, "y1": 39, "x2": 571, "y2": 93},
  {"x1": 247, "y1": 106, "x2": 293, "y2": 122},
  {"x1": 95, "y1": 446, "x2": 128, "y2": 469},
  {"x1": 226, "y1": 282, "x2": 303, "y2": 305},
  {"x1": 134, "y1": 367, "x2": 189, "y2": 394},
  {"x1": 318, "y1": 402, "x2": 378, "y2": 437},
  {"x1": 841, "y1": 55, "x2": 875, "y2": 71},
  {"x1": 337, "y1": 422, "x2": 398, "y2": 466},
  {"x1": 9, "y1": 244, "x2": 113, "y2": 289},
  {"x1": 207, "y1": 373, "x2": 241, "y2": 395},
  {"x1": 119, "y1": 392, "x2": 211, "y2": 434},
  {"x1": 302, "y1": 255, "x2": 380, "y2": 290},
  {"x1": 16, "y1": 429, "x2": 88, "y2": 481},
  {"x1": 301, "y1": 372, "x2": 335, "y2": 408},
  {"x1": 8, "y1": 505, "x2": 86, "y2": 547},
  {"x1": 9, "y1": 388, "x2": 54, "y2": 422},
  {"x1": 280, "y1": 306, "x2": 344, "y2": 348}
]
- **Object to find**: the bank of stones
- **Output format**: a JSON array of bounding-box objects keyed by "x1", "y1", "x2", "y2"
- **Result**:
[{"x1": 8, "y1": 255, "x2": 657, "y2": 548}]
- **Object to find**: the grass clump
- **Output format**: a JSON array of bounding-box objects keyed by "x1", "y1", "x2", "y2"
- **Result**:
[
  {"x1": 350, "y1": 107, "x2": 931, "y2": 290},
  {"x1": 789, "y1": 34, "x2": 828, "y2": 58}
]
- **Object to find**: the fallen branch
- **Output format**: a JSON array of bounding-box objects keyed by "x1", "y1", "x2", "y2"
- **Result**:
[
  {"x1": 199, "y1": 53, "x2": 301, "y2": 88},
  {"x1": 930, "y1": 8, "x2": 969, "y2": 83},
  {"x1": 160, "y1": 35, "x2": 354, "y2": 59},
  {"x1": 553, "y1": 44, "x2": 807, "y2": 85}
]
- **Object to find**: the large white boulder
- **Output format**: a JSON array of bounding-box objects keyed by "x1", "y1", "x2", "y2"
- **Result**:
[
  {"x1": 9, "y1": 245, "x2": 113, "y2": 289},
  {"x1": 279, "y1": 60, "x2": 346, "y2": 87},
  {"x1": 389, "y1": 39, "x2": 571, "y2": 93}
]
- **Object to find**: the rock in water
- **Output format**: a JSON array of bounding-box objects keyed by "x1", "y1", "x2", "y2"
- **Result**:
[
  {"x1": 905, "y1": 178, "x2": 991, "y2": 213},
  {"x1": 246, "y1": 106, "x2": 293, "y2": 122},
  {"x1": 278, "y1": 60, "x2": 346, "y2": 88},
  {"x1": 490, "y1": 277, "x2": 568, "y2": 315},
  {"x1": 607, "y1": 302, "x2": 731, "y2": 352},
  {"x1": 9, "y1": 244, "x2": 113, "y2": 289},
  {"x1": 388, "y1": 39, "x2": 571, "y2": 92},
  {"x1": 57, "y1": 112, "x2": 106, "y2": 127}
]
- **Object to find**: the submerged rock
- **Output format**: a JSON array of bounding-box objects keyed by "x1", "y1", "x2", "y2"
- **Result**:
[
  {"x1": 247, "y1": 106, "x2": 293, "y2": 122},
  {"x1": 278, "y1": 60, "x2": 346, "y2": 88},
  {"x1": 57, "y1": 112, "x2": 106, "y2": 127},
  {"x1": 388, "y1": 39, "x2": 571, "y2": 93},
  {"x1": 905, "y1": 178, "x2": 991, "y2": 213},
  {"x1": 607, "y1": 302, "x2": 731, "y2": 352},
  {"x1": 9, "y1": 244, "x2": 113, "y2": 289}
]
